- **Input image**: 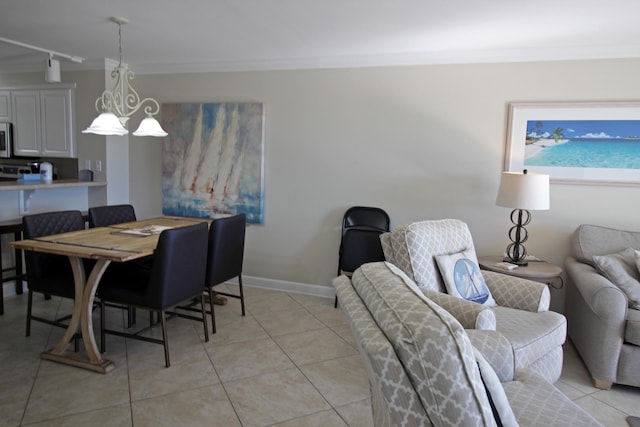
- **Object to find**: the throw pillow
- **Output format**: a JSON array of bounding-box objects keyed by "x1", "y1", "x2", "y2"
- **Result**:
[
  {"x1": 435, "y1": 250, "x2": 496, "y2": 306},
  {"x1": 592, "y1": 248, "x2": 640, "y2": 310}
]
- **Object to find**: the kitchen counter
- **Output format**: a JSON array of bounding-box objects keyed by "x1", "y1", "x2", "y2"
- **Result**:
[{"x1": 0, "y1": 179, "x2": 107, "y2": 191}]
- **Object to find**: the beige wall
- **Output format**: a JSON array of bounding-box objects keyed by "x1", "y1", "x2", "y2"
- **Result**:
[
  {"x1": 5, "y1": 58, "x2": 640, "y2": 310},
  {"x1": 130, "y1": 58, "x2": 640, "y2": 311}
]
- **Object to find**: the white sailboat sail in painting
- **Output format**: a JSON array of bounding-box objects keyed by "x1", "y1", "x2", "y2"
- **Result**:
[
  {"x1": 212, "y1": 105, "x2": 240, "y2": 202},
  {"x1": 181, "y1": 105, "x2": 203, "y2": 192},
  {"x1": 171, "y1": 149, "x2": 184, "y2": 191},
  {"x1": 226, "y1": 136, "x2": 245, "y2": 204},
  {"x1": 193, "y1": 105, "x2": 226, "y2": 194}
]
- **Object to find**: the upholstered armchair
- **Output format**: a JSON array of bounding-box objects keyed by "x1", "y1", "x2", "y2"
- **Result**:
[
  {"x1": 380, "y1": 219, "x2": 567, "y2": 383},
  {"x1": 565, "y1": 224, "x2": 640, "y2": 389}
]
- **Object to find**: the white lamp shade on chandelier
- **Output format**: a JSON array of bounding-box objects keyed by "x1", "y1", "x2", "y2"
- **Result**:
[
  {"x1": 82, "y1": 17, "x2": 167, "y2": 138},
  {"x1": 83, "y1": 112, "x2": 128, "y2": 136},
  {"x1": 496, "y1": 170, "x2": 550, "y2": 211}
]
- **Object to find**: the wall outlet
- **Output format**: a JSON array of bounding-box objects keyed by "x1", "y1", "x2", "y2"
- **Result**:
[
  {"x1": 84, "y1": 159, "x2": 91, "y2": 170},
  {"x1": 95, "y1": 160, "x2": 102, "y2": 172}
]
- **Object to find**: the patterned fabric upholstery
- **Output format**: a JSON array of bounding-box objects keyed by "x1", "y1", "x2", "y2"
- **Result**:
[
  {"x1": 380, "y1": 219, "x2": 566, "y2": 382},
  {"x1": 350, "y1": 262, "x2": 496, "y2": 426},
  {"x1": 466, "y1": 329, "x2": 515, "y2": 382},
  {"x1": 333, "y1": 275, "x2": 430, "y2": 426},
  {"x1": 483, "y1": 270, "x2": 550, "y2": 312},
  {"x1": 502, "y1": 369, "x2": 602, "y2": 426},
  {"x1": 334, "y1": 262, "x2": 603, "y2": 427}
]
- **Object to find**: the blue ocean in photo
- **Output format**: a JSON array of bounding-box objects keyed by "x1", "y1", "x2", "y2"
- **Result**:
[
  {"x1": 526, "y1": 139, "x2": 640, "y2": 169},
  {"x1": 525, "y1": 119, "x2": 640, "y2": 169}
]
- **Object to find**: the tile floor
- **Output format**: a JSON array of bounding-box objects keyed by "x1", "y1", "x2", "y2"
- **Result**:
[{"x1": 0, "y1": 284, "x2": 638, "y2": 426}]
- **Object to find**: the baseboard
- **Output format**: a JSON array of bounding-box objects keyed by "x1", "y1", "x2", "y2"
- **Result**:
[
  {"x1": 233, "y1": 274, "x2": 335, "y2": 300},
  {"x1": 2, "y1": 275, "x2": 336, "y2": 301}
]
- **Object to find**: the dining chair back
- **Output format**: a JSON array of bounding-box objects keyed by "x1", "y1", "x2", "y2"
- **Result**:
[
  {"x1": 22, "y1": 210, "x2": 86, "y2": 337},
  {"x1": 205, "y1": 214, "x2": 247, "y2": 333},
  {"x1": 335, "y1": 206, "x2": 390, "y2": 307},
  {"x1": 88, "y1": 204, "x2": 136, "y2": 228},
  {"x1": 99, "y1": 222, "x2": 209, "y2": 367},
  {"x1": 88, "y1": 204, "x2": 141, "y2": 328}
]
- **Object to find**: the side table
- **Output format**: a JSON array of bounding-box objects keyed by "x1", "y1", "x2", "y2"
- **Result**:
[{"x1": 477, "y1": 256, "x2": 564, "y2": 289}]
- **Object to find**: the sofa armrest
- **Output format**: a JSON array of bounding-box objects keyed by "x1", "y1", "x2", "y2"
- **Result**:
[
  {"x1": 564, "y1": 257, "x2": 628, "y2": 322},
  {"x1": 564, "y1": 257, "x2": 628, "y2": 385},
  {"x1": 466, "y1": 329, "x2": 515, "y2": 382},
  {"x1": 482, "y1": 270, "x2": 550, "y2": 312},
  {"x1": 422, "y1": 289, "x2": 496, "y2": 330}
]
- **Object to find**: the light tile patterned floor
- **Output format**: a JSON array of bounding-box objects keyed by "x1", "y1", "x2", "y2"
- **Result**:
[{"x1": 0, "y1": 284, "x2": 638, "y2": 426}]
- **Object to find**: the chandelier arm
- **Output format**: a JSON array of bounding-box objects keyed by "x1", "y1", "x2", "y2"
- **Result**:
[{"x1": 84, "y1": 16, "x2": 166, "y2": 137}]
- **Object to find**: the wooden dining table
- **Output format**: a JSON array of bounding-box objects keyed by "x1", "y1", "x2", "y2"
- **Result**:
[{"x1": 10, "y1": 215, "x2": 209, "y2": 373}]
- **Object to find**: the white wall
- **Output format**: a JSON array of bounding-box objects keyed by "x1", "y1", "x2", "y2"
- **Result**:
[
  {"x1": 128, "y1": 58, "x2": 640, "y2": 312},
  {"x1": 5, "y1": 58, "x2": 640, "y2": 311}
]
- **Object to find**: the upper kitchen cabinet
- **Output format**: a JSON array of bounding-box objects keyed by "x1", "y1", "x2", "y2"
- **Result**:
[
  {"x1": 12, "y1": 86, "x2": 76, "y2": 158},
  {"x1": 0, "y1": 91, "x2": 10, "y2": 121}
]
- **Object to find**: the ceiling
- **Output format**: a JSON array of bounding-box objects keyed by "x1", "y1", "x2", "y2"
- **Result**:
[{"x1": 1, "y1": 0, "x2": 640, "y2": 75}]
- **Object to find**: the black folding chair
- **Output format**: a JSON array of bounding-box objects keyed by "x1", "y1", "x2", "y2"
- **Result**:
[{"x1": 335, "y1": 206, "x2": 390, "y2": 307}]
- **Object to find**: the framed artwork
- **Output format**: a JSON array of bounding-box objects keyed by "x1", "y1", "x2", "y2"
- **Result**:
[
  {"x1": 161, "y1": 102, "x2": 265, "y2": 223},
  {"x1": 504, "y1": 102, "x2": 640, "y2": 185}
]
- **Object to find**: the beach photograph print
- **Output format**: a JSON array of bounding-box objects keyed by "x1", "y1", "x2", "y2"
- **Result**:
[
  {"x1": 505, "y1": 102, "x2": 640, "y2": 185},
  {"x1": 525, "y1": 120, "x2": 640, "y2": 169},
  {"x1": 161, "y1": 102, "x2": 265, "y2": 223}
]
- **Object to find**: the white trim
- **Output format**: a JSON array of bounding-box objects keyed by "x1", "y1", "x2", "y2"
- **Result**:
[
  {"x1": 3, "y1": 45, "x2": 640, "y2": 75},
  {"x1": 231, "y1": 274, "x2": 335, "y2": 300}
]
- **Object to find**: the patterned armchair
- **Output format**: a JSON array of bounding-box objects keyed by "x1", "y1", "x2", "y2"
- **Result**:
[
  {"x1": 380, "y1": 219, "x2": 566, "y2": 383},
  {"x1": 333, "y1": 262, "x2": 601, "y2": 426}
]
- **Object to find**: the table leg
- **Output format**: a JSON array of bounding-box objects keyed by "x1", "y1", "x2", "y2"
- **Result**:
[{"x1": 41, "y1": 257, "x2": 115, "y2": 373}]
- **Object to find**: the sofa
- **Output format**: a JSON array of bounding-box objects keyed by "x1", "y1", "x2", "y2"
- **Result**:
[
  {"x1": 380, "y1": 219, "x2": 567, "y2": 383},
  {"x1": 565, "y1": 224, "x2": 640, "y2": 389},
  {"x1": 334, "y1": 261, "x2": 601, "y2": 426}
]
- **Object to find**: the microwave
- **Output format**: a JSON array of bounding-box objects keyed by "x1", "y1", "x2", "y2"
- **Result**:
[{"x1": 0, "y1": 123, "x2": 12, "y2": 158}]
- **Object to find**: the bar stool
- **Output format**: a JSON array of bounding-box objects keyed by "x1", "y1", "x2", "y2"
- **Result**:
[{"x1": 0, "y1": 219, "x2": 26, "y2": 315}]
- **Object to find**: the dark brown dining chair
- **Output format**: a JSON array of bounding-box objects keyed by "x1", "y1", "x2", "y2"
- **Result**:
[
  {"x1": 99, "y1": 222, "x2": 209, "y2": 367},
  {"x1": 22, "y1": 210, "x2": 86, "y2": 343},
  {"x1": 88, "y1": 204, "x2": 136, "y2": 228},
  {"x1": 205, "y1": 214, "x2": 247, "y2": 333},
  {"x1": 88, "y1": 204, "x2": 144, "y2": 327}
]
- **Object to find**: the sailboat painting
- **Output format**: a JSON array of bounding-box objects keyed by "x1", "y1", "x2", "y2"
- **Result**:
[
  {"x1": 452, "y1": 258, "x2": 491, "y2": 304},
  {"x1": 161, "y1": 102, "x2": 265, "y2": 223}
]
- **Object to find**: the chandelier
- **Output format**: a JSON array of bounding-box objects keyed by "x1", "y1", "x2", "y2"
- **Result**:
[{"x1": 83, "y1": 17, "x2": 167, "y2": 137}]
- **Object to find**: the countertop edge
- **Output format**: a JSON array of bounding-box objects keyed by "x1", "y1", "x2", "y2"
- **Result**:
[{"x1": 0, "y1": 180, "x2": 107, "y2": 191}]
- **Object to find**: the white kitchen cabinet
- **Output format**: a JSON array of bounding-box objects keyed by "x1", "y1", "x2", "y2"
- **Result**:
[
  {"x1": 11, "y1": 87, "x2": 75, "y2": 158},
  {"x1": 0, "y1": 91, "x2": 10, "y2": 121}
]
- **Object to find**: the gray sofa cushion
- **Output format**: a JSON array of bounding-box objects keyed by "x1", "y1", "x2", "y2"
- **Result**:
[
  {"x1": 571, "y1": 224, "x2": 640, "y2": 265},
  {"x1": 592, "y1": 247, "x2": 640, "y2": 310},
  {"x1": 627, "y1": 308, "x2": 640, "y2": 346}
]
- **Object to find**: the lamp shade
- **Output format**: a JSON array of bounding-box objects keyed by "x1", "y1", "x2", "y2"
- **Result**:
[
  {"x1": 496, "y1": 171, "x2": 550, "y2": 210},
  {"x1": 132, "y1": 116, "x2": 168, "y2": 137},
  {"x1": 82, "y1": 112, "x2": 128, "y2": 136}
]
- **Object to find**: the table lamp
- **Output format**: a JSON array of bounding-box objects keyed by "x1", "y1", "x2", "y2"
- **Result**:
[{"x1": 496, "y1": 169, "x2": 549, "y2": 266}]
